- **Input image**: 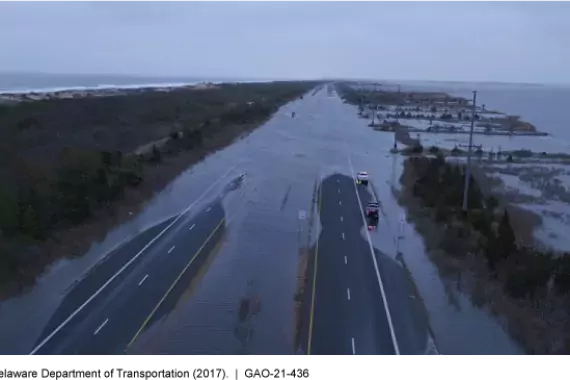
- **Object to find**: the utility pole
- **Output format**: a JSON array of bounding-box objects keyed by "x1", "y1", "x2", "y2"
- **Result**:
[
  {"x1": 462, "y1": 91, "x2": 477, "y2": 212},
  {"x1": 390, "y1": 153, "x2": 397, "y2": 188},
  {"x1": 371, "y1": 83, "x2": 376, "y2": 125},
  {"x1": 396, "y1": 215, "x2": 405, "y2": 254}
]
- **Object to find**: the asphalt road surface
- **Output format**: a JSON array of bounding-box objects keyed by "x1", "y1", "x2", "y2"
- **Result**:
[
  {"x1": 31, "y1": 201, "x2": 226, "y2": 354},
  {"x1": 305, "y1": 173, "x2": 397, "y2": 355},
  {"x1": 8, "y1": 85, "x2": 434, "y2": 355}
]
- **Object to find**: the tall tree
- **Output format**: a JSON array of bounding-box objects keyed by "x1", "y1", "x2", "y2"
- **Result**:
[{"x1": 497, "y1": 209, "x2": 516, "y2": 260}]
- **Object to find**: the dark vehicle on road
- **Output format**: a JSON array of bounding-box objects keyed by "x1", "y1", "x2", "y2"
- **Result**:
[
  {"x1": 366, "y1": 202, "x2": 379, "y2": 230},
  {"x1": 366, "y1": 202, "x2": 379, "y2": 220}
]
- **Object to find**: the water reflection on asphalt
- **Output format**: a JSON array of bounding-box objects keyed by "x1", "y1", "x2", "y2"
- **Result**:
[{"x1": 0, "y1": 86, "x2": 523, "y2": 354}]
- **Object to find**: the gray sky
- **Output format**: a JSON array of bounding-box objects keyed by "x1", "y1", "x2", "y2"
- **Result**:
[{"x1": 1, "y1": 1, "x2": 569, "y2": 84}]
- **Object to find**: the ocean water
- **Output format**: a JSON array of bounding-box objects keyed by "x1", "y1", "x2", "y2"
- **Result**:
[
  {"x1": 5, "y1": 72, "x2": 567, "y2": 143},
  {"x1": 3, "y1": 75, "x2": 566, "y2": 161},
  {"x1": 0, "y1": 72, "x2": 270, "y2": 93},
  {"x1": 397, "y1": 81, "x2": 570, "y2": 145},
  {"x1": 0, "y1": 78, "x2": 565, "y2": 354}
]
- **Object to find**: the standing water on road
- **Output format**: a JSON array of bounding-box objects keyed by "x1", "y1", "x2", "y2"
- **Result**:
[
  {"x1": 317, "y1": 87, "x2": 523, "y2": 354},
  {"x1": 130, "y1": 85, "x2": 522, "y2": 356},
  {"x1": 0, "y1": 85, "x2": 527, "y2": 354}
]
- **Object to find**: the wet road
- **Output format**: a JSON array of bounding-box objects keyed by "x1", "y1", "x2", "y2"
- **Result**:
[
  {"x1": 1, "y1": 84, "x2": 522, "y2": 355},
  {"x1": 30, "y1": 201, "x2": 226, "y2": 354},
  {"x1": 307, "y1": 173, "x2": 397, "y2": 355},
  {"x1": 11, "y1": 85, "x2": 430, "y2": 355}
]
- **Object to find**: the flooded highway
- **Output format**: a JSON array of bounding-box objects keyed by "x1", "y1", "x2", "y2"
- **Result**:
[{"x1": 0, "y1": 85, "x2": 522, "y2": 354}]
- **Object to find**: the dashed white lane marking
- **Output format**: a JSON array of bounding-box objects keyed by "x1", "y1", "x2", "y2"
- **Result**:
[
  {"x1": 138, "y1": 274, "x2": 149, "y2": 286},
  {"x1": 206, "y1": 207, "x2": 211, "y2": 212},
  {"x1": 189, "y1": 224, "x2": 195, "y2": 231},
  {"x1": 27, "y1": 164, "x2": 238, "y2": 355},
  {"x1": 94, "y1": 319, "x2": 108, "y2": 335},
  {"x1": 168, "y1": 245, "x2": 175, "y2": 254},
  {"x1": 338, "y1": 189, "x2": 341, "y2": 194},
  {"x1": 351, "y1": 337, "x2": 356, "y2": 354},
  {"x1": 341, "y1": 232, "x2": 345, "y2": 240},
  {"x1": 344, "y1": 256, "x2": 347, "y2": 264},
  {"x1": 340, "y1": 216, "x2": 344, "y2": 222},
  {"x1": 339, "y1": 201, "x2": 342, "y2": 206},
  {"x1": 347, "y1": 288, "x2": 351, "y2": 301},
  {"x1": 347, "y1": 154, "x2": 400, "y2": 355}
]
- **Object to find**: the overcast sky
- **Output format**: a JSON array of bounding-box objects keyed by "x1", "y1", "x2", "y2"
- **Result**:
[{"x1": 1, "y1": 1, "x2": 569, "y2": 84}]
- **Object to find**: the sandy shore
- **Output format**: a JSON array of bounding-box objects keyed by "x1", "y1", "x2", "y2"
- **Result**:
[{"x1": 0, "y1": 82, "x2": 217, "y2": 103}]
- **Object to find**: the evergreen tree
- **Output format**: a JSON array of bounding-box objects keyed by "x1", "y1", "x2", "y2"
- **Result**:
[
  {"x1": 485, "y1": 196, "x2": 498, "y2": 216},
  {"x1": 150, "y1": 145, "x2": 162, "y2": 163},
  {"x1": 497, "y1": 209, "x2": 516, "y2": 260}
]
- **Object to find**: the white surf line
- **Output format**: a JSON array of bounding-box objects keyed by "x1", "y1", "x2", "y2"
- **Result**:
[
  {"x1": 28, "y1": 164, "x2": 238, "y2": 355},
  {"x1": 347, "y1": 288, "x2": 351, "y2": 301},
  {"x1": 341, "y1": 232, "x2": 345, "y2": 240},
  {"x1": 344, "y1": 256, "x2": 347, "y2": 264},
  {"x1": 138, "y1": 274, "x2": 149, "y2": 286},
  {"x1": 347, "y1": 154, "x2": 400, "y2": 355},
  {"x1": 189, "y1": 224, "x2": 195, "y2": 231},
  {"x1": 167, "y1": 245, "x2": 176, "y2": 254},
  {"x1": 93, "y1": 319, "x2": 108, "y2": 335},
  {"x1": 351, "y1": 337, "x2": 356, "y2": 355}
]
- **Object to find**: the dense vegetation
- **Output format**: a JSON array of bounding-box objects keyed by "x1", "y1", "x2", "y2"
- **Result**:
[
  {"x1": 401, "y1": 154, "x2": 570, "y2": 301},
  {"x1": 401, "y1": 154, "x2": 570, "y2": 353},
  {"x1": 0, "y1": 81, "x2": 316, "y2": 293},
  {"x1": 335, "y1": 82, "x2": 465, "y2": 107}
]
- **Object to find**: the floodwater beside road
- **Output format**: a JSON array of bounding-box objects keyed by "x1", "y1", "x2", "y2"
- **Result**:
[
  {"x1": 34, "y1": 216, "x2": 176, "y2": 346},
  {"x1": 303, "y1": 172, "x2": 431, "y2": 355},
  {"x1": 0, "y1": 85, "x2": 524, "y2": 354},
  {"x1": 345, "y1": 110, "x2": 524, "y2": 354}
]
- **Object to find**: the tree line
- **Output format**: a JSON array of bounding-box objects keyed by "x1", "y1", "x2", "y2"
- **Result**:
[
  {"x1": 402, "y1": 154, "x2": 570, "y2": 299},
  {"x1": 0, "y1": 81, "x2": 316, "y2": 291}
]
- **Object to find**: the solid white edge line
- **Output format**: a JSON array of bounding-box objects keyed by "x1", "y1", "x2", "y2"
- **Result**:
[
  {"x1": 189, "y1": 224, "x2": 195, "y2": 231},
  {"x1": 347, "y1": 154, "x2": 400, "y2": 355},
  {"x1": 351, "y1": 337, "x2": 356, "y2": 354},
  {"x1": 347, "y1": 288, "x2": 351, "y2": 300},
  {"x1": 167, "y1": 245, "x2": 176, "y2": 254},
  {"x1": 93, "y1": 319, "x2": 108, "y2": 335},
  {"x1": 28, "y1": 164, "x2": 237, "y2": 355}
]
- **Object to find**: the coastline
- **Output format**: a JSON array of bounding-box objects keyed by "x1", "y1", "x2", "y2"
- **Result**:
[
  {"x1": 0, "y1": 82, "x2": 217, "y2": 103},
  {"x1": 0, "y1": 78, "x2": 275, "y2": 96}
]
